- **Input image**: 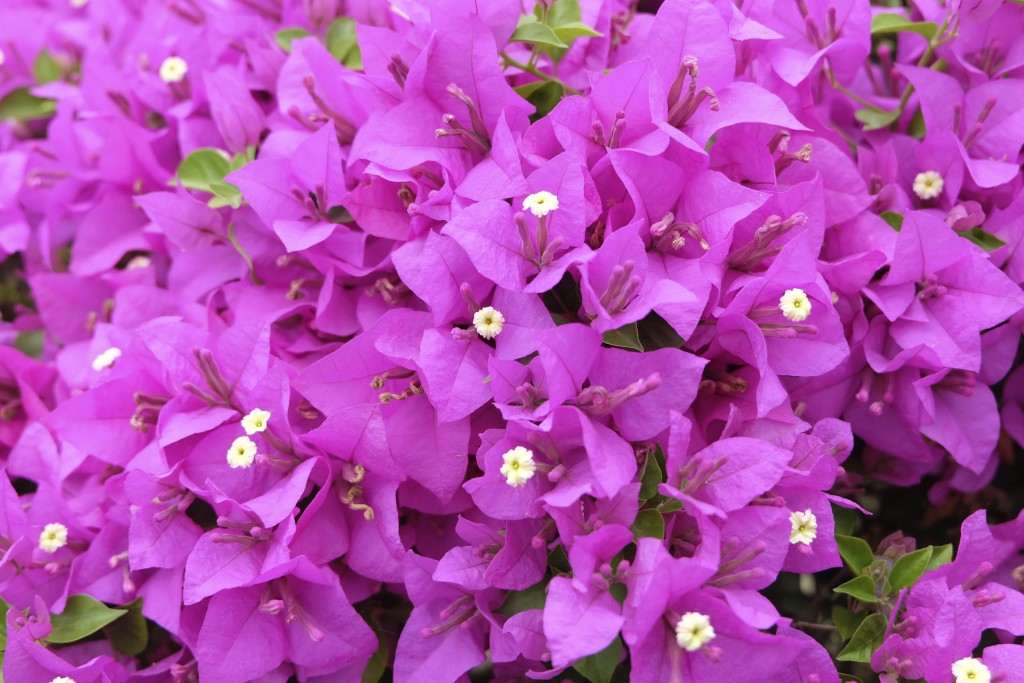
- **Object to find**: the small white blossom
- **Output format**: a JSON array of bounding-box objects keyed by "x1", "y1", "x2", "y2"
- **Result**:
[
  {"x1": 951, "y1": 657, "x2": 991, "y2": 683},
  {"x1": 675, "y1": 612, "x2": 715, "y2": 651},
  {"x1": 473, "y1": 306, "x2": 505, "y2": 339},
  {"x1": 499, "y1": 446, "x2": 537, "y2": 487},
  {"x1": 522, "y1": 191, "x2": 559, "y2": 218},
  {"x1": 779, "y1": 288, "x2": 812, "y2": 322},
  {"x1": 39, "y1": 523, "x2": 69, "y2": 553},
  {"x1": 227, "y1": 435, "x2": 257, "y2": 469},
  {"x1": 51, "y1": 678, "x2": 78, "y2": 683},
  {"x1": 159, "y1": 56, "x2": 189, "y2": 84},
  {"x1": 789, "y1": 509, "x2": 818, "y2": 545},
  {"x1": 913, "y1": 170, "x2": 944, "y2": 200},
  {"x1": 241, "y1": 408, "x2": 271, "y2": 435},
  {"x1": 91, "y1": 347, "x2": 122, "y2": 371}
]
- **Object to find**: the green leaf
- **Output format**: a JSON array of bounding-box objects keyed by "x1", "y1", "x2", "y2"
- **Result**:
[
  {"x1": 0, "y1": 597, "x2": 11, "y2": 652},
  {"x1": 631, "y1": 509, "x2": 665, "y2": 539},
  {"x1": 275, "y1": 27, "x2": 312, "y2": 53},
  {"x1": 832, "y1": 606, "x2": 867, "y2": 640},
  {"x1": 835, "y1": 535, "x2": 875, "y2": 573},
  {"x1": 908, "y1": 107, "x2": 926, "y2": 139},
  {"x1": 926, "y1": 543, "x2": 953, "y2": 571},
  {"x1": 855, "y1": 107, "x2": 900, "y2": 131},
  {"x1": 958, "y1": 227, "x2": 1006, "y2": 252},
  {"x1": 603, "y1": 323, "x2": 643, "y2": 352},
  {"x1": 835, "y1": 575, "x2": 879, "y2": 603},
  {"x1": 176, "y1": 148, "x2": 231, "y2": 194},
  {"x1": 888, "y1": 547, "x2": 933, "y2": 590},
  {"x1": 652, "y1": 495, "x2": 682, "y2": 513},
  {"x1": 516, "y1": 80, "x2": 564, "y2": 123},
  {"x1": 46, "y1": 595, "x2": 127, "y2": 645},
  {"x1": 836, "y1": 613, "x2": 887, "y2": 663},
  {"x1": 13, "y1": 331, "x2": 44, "y2": 359},
  {"x1": 572, "y1": 635, "x2": 622, "y2": 683},
  {"x1": 326, "y1": 18, "x2": 362, "y2": 69},
  {"x1": 639, "y1": 450, "x2": 663, "y2": 502},
  {"x1": 361, "y1": 628, "x2": 388, "y2": 683},
  {"x1": 496, "y1": 580, "x2": 548, "y2": 617},
  {"x1": 227, "y1": 222, "x2": 263, "y2": 285},
  {"x1": 208, "y1": 180, "x2": 243, "y2": 210},
  {"x1": 102, "y1": 599, "x2": 147, "y2": 656},
  {"x1": 832, "y1": 504, "x2": 859, "y2": 537},
  {"x1": 0, "y1": 87, "x2": 56, "y2": 122},
  {"x1": 511, "y1": 22, "x2": 568, "y2": 49},
  {"x1": 880, "y1": 211, "x2": 904, "y2": 231},
  {"x1": 870, "y1": 13, "x2": 938, "y2": 39},
  {"x1": 552, "y1": 22, "x2": 602, "y2": 42},
  {"x1": 548, "y1": 0, "x2": 584, "y2": 26},
  {"x1": 34, "y1": 50, "x2": 62, "y2": 85}
]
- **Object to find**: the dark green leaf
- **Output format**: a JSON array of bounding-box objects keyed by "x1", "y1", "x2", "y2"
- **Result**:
[
  {"x1": 835, "y1": 535, "x2": 875, "y2": 573},
  {"x1": 880, "y1": 211, "x2": 904, "y2": 231},
  {"x1": 523, "y1": 81, "x2": 564, "y2": 123},
  {"x1": 855, "y1": 107, "x2": 900, "y2": 131},
  {"x1": 908, "y1": 108, "x2": 926, "y2": 139},
  {"x1": 631, "y1": 509, "x2": 665, "y2": 539},
  {"x1": 870, "y1": 14, "x2": 938, "y2": 39},
  {"x1": 636, "y1": 312, "x2": 685, "y2": 350},
  {"x1": 888, "y1": 547, "x2": 933, "y2": 590},
  {"x1": 603, "y1": 323, "x2": 643, "y2": 352},
  {"x1": 652, "y1": 496, "x2": 682, "y2": 513},
  {"x1": 13, "y1": 331, "x2": 44, "y2": 359},
  {"x1": 639, "y1": 450, "x2": 663, "y2": 502},
  {"x1": 832, "y1": 606, "x2": 866, "y2": 640},
  {"x1": 548, "y1": 545, "x2": 571, "y2": 573},
  {"x1": 361, "y1": 628, "x2": 388, "y2": 683},
  {"x1": 275, "y1": 27, "x2": 312, "y2": 53},
  {"x1": 958, "y1": 227, "x2": 1006, "y2": 252},
  {"x1": 34, "y1": 50, "x2": 62, "y2": 85},
  {"x1": 836, "y1": 613, "x2": 887, "y2": 663},
  {"x1": 832, "y1": 504, "x2": 859, "y2": 537},
  {"x1": 572, "y1": 635, "x2": 622, "y2": 683},
  {"x1": 46, "y1": 595, "x2": 127, "y2": 645},
  {"x1": 102, "y1": 599, "x2": 147, "y2": 656},
  {"x1": 496, "y1": 580, "x2": 548, "y2": 617},
  {"x1": 926, "y1": 543, "x2": 953, "y2": 571},
  {"x1": 0, "y1": 88, "x2": 56, "y2": 122},
  {"x1": 839, "y1": 675, "x2": 866, "y2": 682},
  {"x1": 511, "y1": 22, "x2": 568, "y2": 49},
  {"x1": 835, "y1": 575, "x2": 879, "y2": 603}
]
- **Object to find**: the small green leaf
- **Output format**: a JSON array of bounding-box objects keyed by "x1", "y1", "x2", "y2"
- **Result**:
[
  {"x1": 552, "y1": 22, "x2": 602, "y2": 42},
  {"x1": 0, "y1": 597, "x2": 11, "y2": 652},
  {"x1": 515, "y1": 80, "x2": 564, "y2": 122},
  {"x1": 0, "y1": 87, "x2": 56, "y2": 122},
  {"x1": 631, "y1": 509, "x2": 665, "y2": 539},
  {"x1": 496, "y1": 580, "x2": 548, "y2": 617},
  {"x1": 835, "y1": 535, "x2": 875, "y2": 573},
  {"x1": 880, "y1": 211, "x2": 904, "y2": 231},
  {"x1": 102, "y1": 599, "x2": 147, "y2": 656},
  {"x1": 832, "y1": 606, "x2": 867, "y2": 640},
  {"x1": 34, "y1": 50, "x2": 62, "y2": 85},
  {"x1": 832, "y1": 504, "x2": 859, "y2": 537},
  {"x1": 908, "y1": 108, "x2": 926, "y2": 139},
  {"x1": 208, "y1": 180, "x2": 243, "y2": 209},
  {"x1": 639, "y1": 450, "x2": 664, "y2": 502},
  {"x1": 511, "y1": 22, "x2": 569, "y2": 49},
  {"x1": 572, "y1": 635, "x2": 622, "y2": 683},
  {"x1": 835, "y1": 575, "x2": 879, "y2": 603},
  {"x1": 855, "y1": 107, "x2": 900, "y2": 131},
  {"x1": 275, "y1": 27, "x2": 312, "y2": 53},
  {"x1": 958, "y1": 227, "x2": 1006, "y2": 252},
  {"x1": 548, "y1": 0, "x2": 584, "y2": 26},
  {"x1": 652, "y1": 495, "x2": 682, "y2": 513},
  {"x1": 326, "y1": 18, "x2": 362, "y2": 69},
  {"x1": 603, "y1": 323, "x2": 643, "y2": 352},
  {"x1": 46, "y1": 595, "x2": 127, "y2": 645},
  {"x1": 870, "y1": 13, "x2": 938, "y2": 40},
  {"x1": 13, "y1": 331, "x2": 44, "y2": 359},
  {"x1": 926, "y1": 543, "x2": 953, "y2": 571},
  {"x1": 176, "y1": 148, "x2": 231, "y2": 194},
  {"x1": 361, "y1": 628, "x2": 388, "y2": 683},
  {"x1": 836, "y1": 613, "x2": 887, "y2": 663},
  {"x1": 888, "y1": 547, "x2": 933, "y2": 590}
]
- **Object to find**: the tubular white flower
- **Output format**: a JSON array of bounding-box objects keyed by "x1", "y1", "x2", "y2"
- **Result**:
[
  {"x1": 522, "y1": 191, "x2": 559, "y2": 218},
  {"x1": 472, "y1": 306, "x2": 505, "y2": 339},
  {"x1": 227, "y1": 435, "x2": 257, "y2": 469},
  {"x1": 39, "y1": 523, "x2": 69, "y2": 553},
  {"x1": 91, "y1": 347, "x2": 122, "y2": 371},
  {"x1": 779, "y1": 288, "x2": 812, "y2": 322},
  {"x1": 241, "y1": 408, "x2": 271, "y2": 435},
  {"x1": 789, "y1": 509, "x2": 818, "y2": 545},
  {"x1": 159, "y1": 56, "x2": 189, "y2": 84},
  {"x1": 675, "y1": 612, "x2": 715, "y2": 651},
  {"x1": 913, "y1": 170, "x2": 944, "y2": 200},
  {"x1": 499, "y1": 446, "x2": 537, "y2": 487},
  {"x1": 951, "y1": 657, "x2": 991, "y2": 683}
]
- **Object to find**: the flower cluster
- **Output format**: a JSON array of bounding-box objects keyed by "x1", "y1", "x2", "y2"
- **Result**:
[{"x1": 0, "y1": 0, "x2": 1022, "y2": 681}]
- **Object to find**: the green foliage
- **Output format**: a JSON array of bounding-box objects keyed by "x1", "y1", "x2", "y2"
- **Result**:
[
  {"x1": 888, "y1": 546, "x2": 933, "y2": 591},
  {"x1": 631, "y1": 509, "x2": 665, "y2": 539},
  {"x1": 174, "y1": 148, "x2": 246, "y2": 209},
  {"x1": 958, "y1": 227, "x2": 1006, "y2": 252},
  {"x1": 832, "y1": 606, "x2": 867, "y2": 640},
  {"x1": 511, "y1": 22, "x2": 568, "y2": 49},
  {"x1": 34, "y1": 50, "x2": 62, "y2": 84},
  {"x1": 496, "y1": 580, "x2": 548, "y2": 617},
  {"x1": 515, "y1": 81, "x2": 565, "y2": 122},
  {"x1": 880, "y1": 211, "x2": 904, "y2": 231},
  {"x1": 835, "y1": 535, "x2": 875, "y2": 573},
  {"x1": 602, "y1": 323, "x2": 643, "y2": 351},
  {"x1": 638, "y1": 448, "x2": 664, "y2": 502},
  {"x1": 362, "y1": 628, "x2": 388, "y2": 683},
  {"x1": 871, "y1": 13, "x2": 938, "y2": 40},
  {"x1": 836, "y1": 613, "x2": 888, "y2": 663},
  {"x1": 275, "y1": 27, "x2": 312, "y2": 52},
  {"x1": 834, "y1": 575, "x2": 879, "y2": 603},
  {"x1": 46, "y1": 595, "x2": 127, "y2": 644},
  {"x1": 573, "y1": 635, "x2": 622, "y2": 683},
  {"x1": 102, "y1": 599, "x2": 148, "y2": 656},
  {"x1": 0, "y1": 88, "x2": 56, "y2": 122},
  {"x1": 327, "y1": 18, "x2": 362, "y2": 69},
  {"x1": 854, "y1": 107, "x2": 900, "y2": 131}
]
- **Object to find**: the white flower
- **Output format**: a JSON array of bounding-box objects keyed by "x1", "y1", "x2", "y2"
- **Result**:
[
  {"x1": 779, "y1": 288, "x2": 812, "y2": 322},
  {"x1": 159, "y1": 56, "x2": 189, "y2": 84},
  {"x1": 227, "y1": 435, "x2": 257, "y2": 469},
  {"x1": 952, "y1": 657, "x2": 991, "y2": 683},
  {"x1": 789, "y1": 509, "x2": 818, "y2": 545},
  {"x1": 39, "y1": 523, "x2": 69, "y2": 553},
  {"x1": 91, "y1": 347, "x2": 122, "y2": 371},
  {"x1": 241, "y1": 408, "x2": 271, "y2": 435},
  {"x1": 51, "y1": 678, "x2": 78, "y2": 683},
  {"x1": 913, "y1": 170, "x2": 944, "y2": 200},
  {"x1": 675, "y1": 612, "x2": 715, "y2": 651},
  {"x1": 522, "y1": 191, "x2": 559, "y2": 218},
  {"x1": 472, "y1": 306, "x2": 505, "y2": 339},
  {"x1": 499, "y1": 446, "x2": 537, "y2": 487}
]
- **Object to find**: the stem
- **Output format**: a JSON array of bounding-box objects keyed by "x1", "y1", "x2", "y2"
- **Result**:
[
  {"x1": 885, "y1": 14, "x2": 954, "y2": 127},
  {"x1": 501, "y1": 53, "x2": 581, "y2": 96}
]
